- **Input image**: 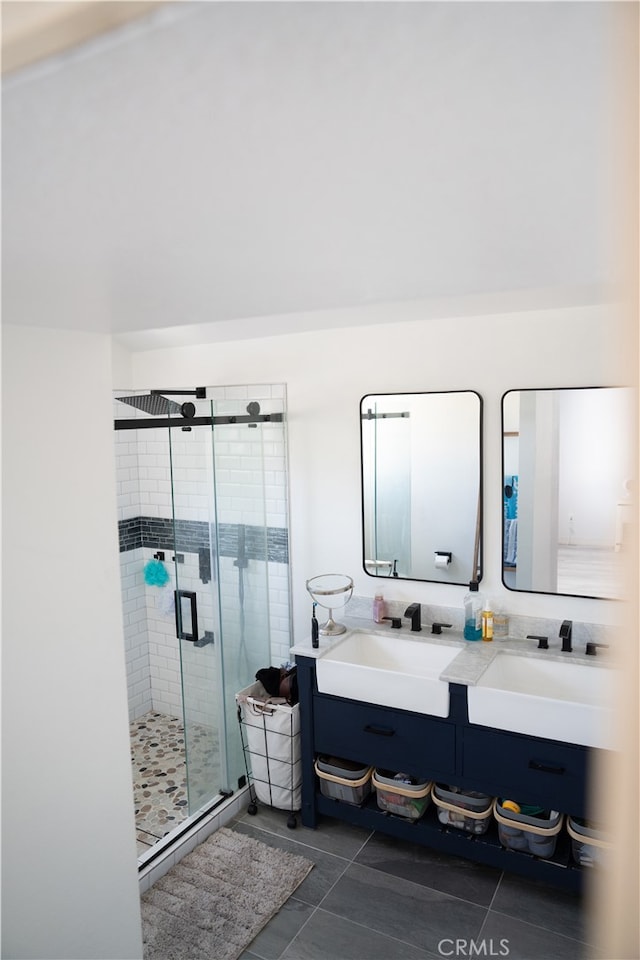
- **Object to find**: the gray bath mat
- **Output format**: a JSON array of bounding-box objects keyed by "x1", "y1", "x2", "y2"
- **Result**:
[{"x1": 141, "y1": 826, "x2": 314, "y2": 960}]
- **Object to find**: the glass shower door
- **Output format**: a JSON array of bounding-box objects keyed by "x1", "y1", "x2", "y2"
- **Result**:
[
  {"x1": 209, "y1": 399, "x2": 282, "y2": 792},
  {"x1": 167, "y1": 391, "x2": 283, "y2": 808},
  {"x1": 168, "y1": 409, "x2": 223, "y2": 813}
]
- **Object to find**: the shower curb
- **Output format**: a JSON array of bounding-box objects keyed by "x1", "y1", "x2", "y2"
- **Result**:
[{"x1": 138, "y1": 787, "x2": 251, "y2": 893}]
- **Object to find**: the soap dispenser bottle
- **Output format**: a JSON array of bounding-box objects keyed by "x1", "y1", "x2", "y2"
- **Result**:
[
  {"x1": 373, "y1": 594, "x2": 386, "y2": 624},
  {"x1": 463, "y1": 581, "x2": 483, "y2": 641},
  {"x1": 481, "y1": 600, "x2": 494, "y2": 642}
]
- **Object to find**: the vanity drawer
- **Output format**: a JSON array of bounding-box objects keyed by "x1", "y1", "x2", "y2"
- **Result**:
[
  {"x1": 313, "y1": 694, "x2": 456, "y2": 779},
  {"x1": 462, "y1": 727, "x2": 589, "y2": 814}
]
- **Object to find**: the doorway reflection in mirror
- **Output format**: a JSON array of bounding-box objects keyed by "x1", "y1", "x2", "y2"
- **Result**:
[
  {"x1": 502, "y1": 387, "x2": 635, "y2": 600},
  {"x1": 361, "y1": 391, "x2": 482, "y2": 585}
]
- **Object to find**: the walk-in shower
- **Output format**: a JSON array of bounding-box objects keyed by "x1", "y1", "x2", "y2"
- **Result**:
[{"x1": 113, "y1": 385, "x2": 291, "y2": 860}]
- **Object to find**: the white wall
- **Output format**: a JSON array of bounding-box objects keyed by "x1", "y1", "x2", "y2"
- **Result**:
[
  {"x1": 1, "y1": 326, "x2": 143, "y2": 960},
  {"x1": 558, "y1": 388, "x2": 634, "y2": 547},
  {"x1": 127, "y1": 300, "x2": 632, "y2": 642}
]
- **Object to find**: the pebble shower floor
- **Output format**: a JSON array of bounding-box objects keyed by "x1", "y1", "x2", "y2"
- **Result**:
[
  {"x1": 130, "y1": 712, "x2": 193, "y2": 855},
  {"x1": 129, "y1": 710, "x2": 217, "y2": 855}
]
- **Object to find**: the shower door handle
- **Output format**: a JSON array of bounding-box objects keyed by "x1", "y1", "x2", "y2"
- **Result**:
[{"x1": 175, "y1": 590, "x2": 199, "y2": 643}]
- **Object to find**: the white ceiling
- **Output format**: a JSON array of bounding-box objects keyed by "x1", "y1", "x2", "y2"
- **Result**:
[
  {"x1": 1, "y1": 1, "x2": 164, "y2": 75},
  {"x1": 1, "y1": 1, "x2": 633, "y2": 346}
]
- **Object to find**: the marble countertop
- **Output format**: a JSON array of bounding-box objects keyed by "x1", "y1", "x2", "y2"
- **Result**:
[{"x1": 289, "y1": 615, "x2": 613, "y2": 687}]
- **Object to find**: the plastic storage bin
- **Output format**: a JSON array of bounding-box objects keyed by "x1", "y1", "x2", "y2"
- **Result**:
[
  {"x1": 494, "y1": 799, "x2": 564, "y2": 858},
  {"x1": 372, "y1": 769, "x2": 432, "y2": 821},
  {"x1": 432, "y1": 783, "x2": 493, "y2": 835},
  {"x1": 567, "y1": 816, "x2": 611, "y2": 868},
  {"x1": 315, "y1": 756, "x2": 372, "y2": 805}
]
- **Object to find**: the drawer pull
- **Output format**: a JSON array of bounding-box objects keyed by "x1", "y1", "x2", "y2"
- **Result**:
[
  {"x1": 364, "y1": 724, "x2": 395, "y2": 737},
  {"x1": 528, "y1": 759, "x2": 565, "y2": 775}
]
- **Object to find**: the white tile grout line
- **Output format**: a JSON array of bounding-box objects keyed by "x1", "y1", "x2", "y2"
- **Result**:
[
  {"x1": 465, "y1": 870, "x2": 591, "y2": 952},
  {"x1": 232, "y1": 809, "x2": 368, "y2": 866},
  {"x1": 237, "y1": 816, "x2": 578, "y2": 960},
  {"x1": 483, "y1": 869, "x2": 504, "y2": 916},
  {"x1": 240, "y1": 820, "x2": 374, "y2": 960},
  {"x1": 477, "y1": 907, "x2": 593, "y2": 951}
]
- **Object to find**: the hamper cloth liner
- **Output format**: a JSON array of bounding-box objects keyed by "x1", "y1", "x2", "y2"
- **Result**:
[{"x1": 236, "y1": 681, "x2": 301, "y2": 810}]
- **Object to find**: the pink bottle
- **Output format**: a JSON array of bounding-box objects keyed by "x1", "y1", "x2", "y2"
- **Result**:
[{"x1": 373, "y1": 594, "x2": 386, "y2": 623}]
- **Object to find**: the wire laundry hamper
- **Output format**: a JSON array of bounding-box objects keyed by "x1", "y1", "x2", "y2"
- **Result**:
[{"x1": 236, "y1": 680, "x2": 301, "y2": 829}]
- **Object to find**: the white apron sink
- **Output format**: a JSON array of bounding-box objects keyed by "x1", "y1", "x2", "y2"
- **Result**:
[
  {"x1": 467, "y1": 652, "x2": 615, "y2": 749},
  {"x1": 315, "y1": 630, "x2": 461, "y2": 717}
]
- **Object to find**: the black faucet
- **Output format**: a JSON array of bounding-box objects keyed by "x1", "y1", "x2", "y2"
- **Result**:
[
  {"x1": 527, "y1": 634, "x2": 548, "y2": 650},
  {"x1": 559, "y1": 620, "x2": 573, "y2": 652},
  {"x1": 381, "y1": 616, "x2": 402, "y2": 629},
  {"x1": 404, "y1": 603, "x2": 422, "y2": 632},
  {"x1": 585, "y1": 642, "x2": 609, "y2": 656}
]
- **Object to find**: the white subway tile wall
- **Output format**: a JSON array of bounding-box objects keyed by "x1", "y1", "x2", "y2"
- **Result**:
[
  {"x1": 120, "y1": 547, "x2": 153, "y2": 720},
  {"x1": 114, "y1": 386, "x2": 291, "y2": 724}
]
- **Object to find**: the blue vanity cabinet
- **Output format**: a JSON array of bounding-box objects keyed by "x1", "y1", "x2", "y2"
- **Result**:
[
  {"x1": 313, "y1": 695, "x2": 457, "y2": 781},
  {"x1": 461, "y1": 727, "x2": 590, "y2": 818},
  {"x1": 294, "y1": 655, "x2": 588, "y2": 891}
]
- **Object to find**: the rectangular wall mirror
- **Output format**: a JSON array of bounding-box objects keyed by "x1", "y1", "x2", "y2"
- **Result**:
[
  {"x1": 502, "y1": 386, "x2": 635, "y2": 600},
  {"x1": 361, "y1": 391, "x2": 483, "y2": 584}
]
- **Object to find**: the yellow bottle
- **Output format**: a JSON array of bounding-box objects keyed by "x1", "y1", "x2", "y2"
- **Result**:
[{"x1": 482, "y1": 605, "x2": 493, "y2": 641}]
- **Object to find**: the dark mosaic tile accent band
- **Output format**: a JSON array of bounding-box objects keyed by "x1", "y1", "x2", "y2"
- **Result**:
[
  {"x1": 119, "y1": 516, "x2": 289, "y2": 565},
  {"x1": 119, "y1": 516, "x2": 142, "y2": 552}
]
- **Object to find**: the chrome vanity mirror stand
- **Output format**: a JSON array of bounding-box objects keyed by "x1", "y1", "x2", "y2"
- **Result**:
[{"x1": 306, "y1": 574, "x2": 354, "y2": 635}]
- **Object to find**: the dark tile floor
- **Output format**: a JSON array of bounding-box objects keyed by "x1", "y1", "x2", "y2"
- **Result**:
[{"x1": 232, "y1": 805, "x2": 601, "y2": 960}]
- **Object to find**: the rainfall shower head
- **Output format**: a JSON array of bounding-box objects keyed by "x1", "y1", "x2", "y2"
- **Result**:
[
  {"x1": 117, "y1": 393, "x2": 181, "y2": 416},
  {"x1": 116, "y1": 394, "x2": 195, "y2": 418}
]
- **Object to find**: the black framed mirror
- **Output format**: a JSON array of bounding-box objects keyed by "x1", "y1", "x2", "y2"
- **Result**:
[
  {"x1": 360, "y1": 391, "x2": 483, "y2": 584},
  {"x1": 502, "y1": 386, "x2": 635, "y2": 600}
]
